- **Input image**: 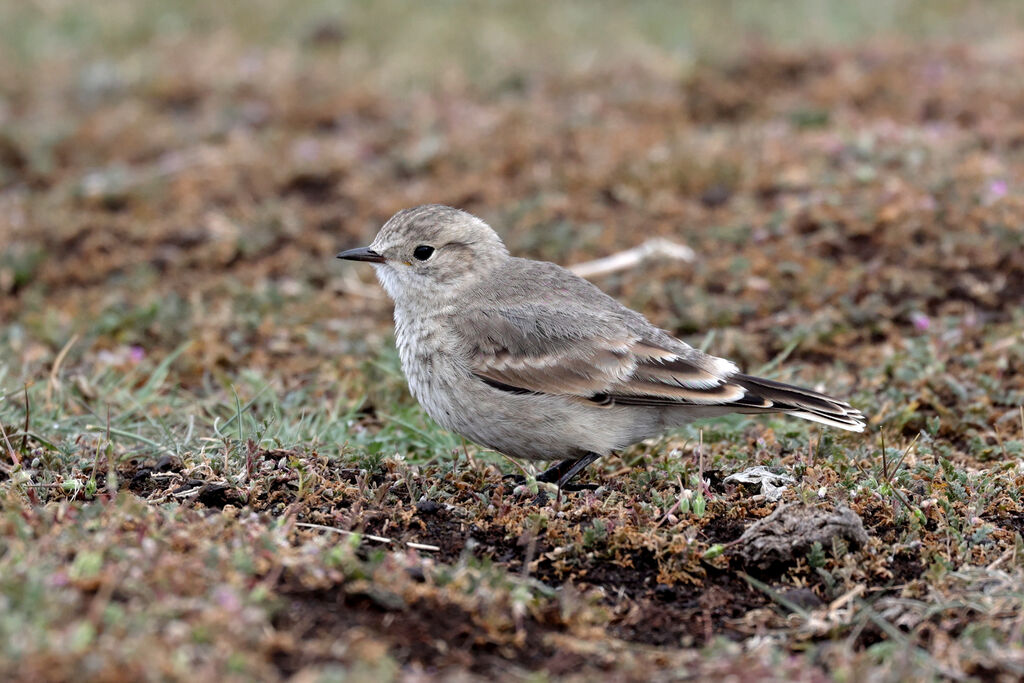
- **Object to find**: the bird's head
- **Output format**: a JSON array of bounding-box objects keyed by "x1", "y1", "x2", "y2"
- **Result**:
[{"x1": 336, "y1": 204, "x2": 509, "y2": 306}]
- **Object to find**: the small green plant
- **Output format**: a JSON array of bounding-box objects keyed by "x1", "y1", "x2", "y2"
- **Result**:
[
  {"x1": 806, "y1": 541, "x2": 826, "y2": 569},
  {"x1": 582, "y1": 519, "x2": 608, "y2": 548}
]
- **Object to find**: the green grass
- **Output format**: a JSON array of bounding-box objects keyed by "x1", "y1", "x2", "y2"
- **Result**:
[{"x1": 2, "y1": 0, "x2": 1023, "y2": 88}]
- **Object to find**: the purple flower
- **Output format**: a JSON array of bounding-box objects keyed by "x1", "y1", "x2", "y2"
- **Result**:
[
  {"x1": 988, "y1": 179, "x2": 1008, "y2": 199},
  {"x1": 129, "y1": 346, "x2": 145, "y2": 363},
  {"x1": 212, "y1": 585, "x2": 242, "y2": 612},
  {"x1": 910, "y1": 312, "x2": 930, "y2": 331},
  {"x1": 48, "y1": 570, "x2": 70, "y2": 587}
]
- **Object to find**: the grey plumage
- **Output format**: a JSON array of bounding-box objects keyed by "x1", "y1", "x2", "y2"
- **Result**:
[{"x1": 337, "y1": 205, "x2": 864, "y2": 482}]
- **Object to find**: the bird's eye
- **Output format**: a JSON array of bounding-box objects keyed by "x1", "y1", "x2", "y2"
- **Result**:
[{"x1": 413, "y1": 245, "x2": 435, "y2": 261}]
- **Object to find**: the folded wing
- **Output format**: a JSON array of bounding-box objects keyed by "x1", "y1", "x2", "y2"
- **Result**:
[{"x1": 455, "y1": 304, "x2": 864, "y2": 433}]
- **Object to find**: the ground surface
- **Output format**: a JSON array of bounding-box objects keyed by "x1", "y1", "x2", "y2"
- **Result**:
[{"x1": 3, "y1": 2, "x2": 1024, "y2": 681}]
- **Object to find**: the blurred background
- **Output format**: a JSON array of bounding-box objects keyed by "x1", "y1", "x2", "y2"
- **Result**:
[{"x1": 3, "y1": 0, "x2": 1024, "y2": 440}]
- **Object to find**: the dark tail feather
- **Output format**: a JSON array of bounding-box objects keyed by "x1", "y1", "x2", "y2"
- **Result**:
[{"x1": 731, "y1": 374, "x2": 865, "y2": 432}]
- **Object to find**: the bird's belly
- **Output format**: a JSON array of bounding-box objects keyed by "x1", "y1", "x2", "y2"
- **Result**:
[
  {"x1": 403, "y1": 361, "x2": 636, "y2": 460},
  {"x1": 394, "y1": 317, "x2": 654, "y2": 460}
]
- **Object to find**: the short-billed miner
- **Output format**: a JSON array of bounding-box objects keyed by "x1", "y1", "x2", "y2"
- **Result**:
[{"x1": 337, "y1": 205, "x2": 864, "y2": 488}]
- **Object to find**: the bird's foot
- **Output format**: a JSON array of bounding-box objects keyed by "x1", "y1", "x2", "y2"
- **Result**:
[
  {"x1": 498, "y1": 453, "x2": 603, "y2": 493},
  {"x1": 537, "y1": 452, "x2": 603, "y2": 489},
  {"x1": 500, "y1": 473, "x2": 598, "y2": 492}
]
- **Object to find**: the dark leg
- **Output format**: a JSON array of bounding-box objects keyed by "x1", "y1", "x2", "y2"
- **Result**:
[
  {"x1": 500, "y1": 453, "x2": 604, "y2": 493},
  {"x1": 535, "y1": 452, "x2": 603, "y2": 490}
]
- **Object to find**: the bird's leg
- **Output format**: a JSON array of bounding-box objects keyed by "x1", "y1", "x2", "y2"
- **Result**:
[
  {"x1": 500, "y1": 453, "x2": 603, "y2": 492},
  {"x1": 535, "y1": 452, "x2": 602, "y2": 490}
]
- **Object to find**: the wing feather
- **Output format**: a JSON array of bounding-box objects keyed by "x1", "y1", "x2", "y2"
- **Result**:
[
  {"x1": 453, "y1": 264, "x2": 864, "y2": 432},
  {"x1": 459, "y1": 304, "x2": 748, "y2": 407}
]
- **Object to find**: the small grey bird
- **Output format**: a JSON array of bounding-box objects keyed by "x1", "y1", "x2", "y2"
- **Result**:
[{"x1": 338, "y1": 205, "x2": 864, "y2": 488}]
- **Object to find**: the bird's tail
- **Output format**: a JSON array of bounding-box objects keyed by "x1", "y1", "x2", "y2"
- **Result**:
[{"x1": 728, "y1": 374, "x2": 866, "y2": 432}]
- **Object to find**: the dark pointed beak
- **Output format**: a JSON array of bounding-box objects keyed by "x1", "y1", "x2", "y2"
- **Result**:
[{"x1": 335, "y1": 246, "x2": 385, "y2": 263}]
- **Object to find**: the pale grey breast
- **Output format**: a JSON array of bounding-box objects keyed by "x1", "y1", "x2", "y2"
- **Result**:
[{"x1": 393, "y1": 306, "x2": 473, "y2": 433}]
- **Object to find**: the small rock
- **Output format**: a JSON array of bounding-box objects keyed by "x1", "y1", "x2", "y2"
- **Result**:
[
  {"x1": 196, "y1": 482, "x2": 244, "y2": 509},
  {"x1": 725, "y1": 466, "x2": 796, "y2": 502},
  {"x1": 654, "y1": 584, "x2": 676, "y2": 601},
  {"x1": 735, "y1": 502, "x2": 869, "y2": 571},
  {"x1": 781, "y1": 587, "x2": 824, "y2": 611},
  {"x1": 700, "y1": 183, "x2": 733, "y2": 208},
  {"x1": 154, "y1": 454, "x2": 178, "y2": 472},
  {"x1": 305, "y1": 19, "x2": 348, "y2": 46},
  {"x1": 415, "y1": 500, "x2": 443, "y2": 515}
]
